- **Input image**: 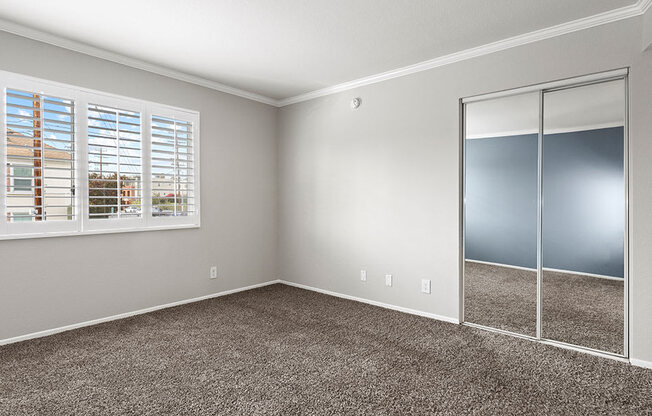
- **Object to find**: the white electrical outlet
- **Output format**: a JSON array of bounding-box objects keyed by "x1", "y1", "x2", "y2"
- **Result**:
[
  {"x1": 421, "y1": 279, "x2": 431, "y2": 294},
  {"x1": 360, "y1": 270, "x2": 367, "y2": 282},
  {"x1": 385, "y1": 274, "x2": 392, "y2": 287},
  {"x1": 210, "y1": 266, "x2": 218, "y2": 279}
]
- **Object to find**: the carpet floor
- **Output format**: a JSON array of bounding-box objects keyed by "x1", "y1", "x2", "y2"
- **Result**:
[
  {"x1": 464, "y1": 261, "x2": 624, "y2": 354},
  {"x1": 1, "y1": 284, "x2": 650, "y2": 415}
]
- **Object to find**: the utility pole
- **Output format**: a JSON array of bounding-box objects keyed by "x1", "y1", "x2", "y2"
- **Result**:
[{"x1": 33, "y1": 94, "x2": 42, "y2": 221}]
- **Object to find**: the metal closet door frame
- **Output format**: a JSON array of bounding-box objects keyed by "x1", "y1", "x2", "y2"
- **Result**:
[{"x1": 460, "y1": 68, "x2": 630, "y2": 361}]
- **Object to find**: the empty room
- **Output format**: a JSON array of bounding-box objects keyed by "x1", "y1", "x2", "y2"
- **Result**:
[{"x1": 1, "y1": 1, "x2": 652, "y2": 414}]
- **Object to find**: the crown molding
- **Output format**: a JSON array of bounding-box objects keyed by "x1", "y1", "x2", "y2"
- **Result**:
[
  {"x1": 642, "y1": 0, "x2": 652, "y2": 13},
  {"x1": 1, "y1": 1, "x2": 649, "y2": 108},
  {"x1": 0, "y1": 17, "x2": 280, "y2": 107},
  {"x1": 278, "y1": 0, "x2": 649, "y2": 107}
]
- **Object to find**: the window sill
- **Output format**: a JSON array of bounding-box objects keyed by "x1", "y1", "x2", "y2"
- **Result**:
[{"x1": 0, "y1": 223, "x2": 200, "y2": 241}]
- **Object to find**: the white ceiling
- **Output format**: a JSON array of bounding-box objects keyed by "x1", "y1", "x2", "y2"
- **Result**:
[{"x1": 0, "y1": 0, "x2": 642, "y2": 103}]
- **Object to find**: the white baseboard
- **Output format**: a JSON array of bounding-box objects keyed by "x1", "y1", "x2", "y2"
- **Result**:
[
  {"x1": 5, "y1": 278, "x2": 650, "y2": 373},
  {"x1": 630, "y1": 358, "x2": 652, "y2": 370},
  {"x1": 0, "y1": 279, "x2": 282, "y2": 346},
  {"x1": 279, "y1": 280, "x2": 459, "y2": 325}
]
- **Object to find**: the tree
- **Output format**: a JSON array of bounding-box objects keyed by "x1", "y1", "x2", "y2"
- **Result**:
[{"x1": 89, "y1": 172, "x2": 141, "y2": 218}]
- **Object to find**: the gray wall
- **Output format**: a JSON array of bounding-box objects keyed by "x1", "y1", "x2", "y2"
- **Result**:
[
  {"x1": 0, "y1": 31, "x2": 278, "y2": 341},
  {"x1": 466, "y1": 127, "x2": 624, "y2": 278},
  {"x1": 278, "y1": 16, "x2": 652, "y2": 363},
  {"x1": 644, "y1": 6, "x2": 652, "y2": 51}
]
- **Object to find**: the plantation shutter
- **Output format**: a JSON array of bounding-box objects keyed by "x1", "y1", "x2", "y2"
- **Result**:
[
  {"x1": 5, "y1": 88, "x2": 75, "y2": 222},
  {"x1": 87, "y1": 105, "x2": 142, "y2": 219},
  {"x1": 151, "y1": 116, "x2": 195, "y2": 217}
]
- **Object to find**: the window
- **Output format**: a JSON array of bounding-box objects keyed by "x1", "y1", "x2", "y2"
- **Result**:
[
  {"x1": 88, "y1": 105, "x2": 142, "y2": 220},
  {"x1": 11, "y1": 166, "x2": 33, "y2": 192},
  {"x1": 1, "y1": 70, "x2": 200, "y2": 239},
  {"x1": 5, "y1": 88, "x2": 75, "y2": 224},
  {"x1": 151, "y1": 116, "x2": 195, "y2": 217},
  {"x1": 9, "y1": 211, "x2": 33, "y2": 222}
]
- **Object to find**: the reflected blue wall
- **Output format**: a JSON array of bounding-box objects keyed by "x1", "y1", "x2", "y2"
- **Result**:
[
  {"x1": 465, "y1": 127, "x2": 624, "y2": 278},
  {"x1": 465, "y1": 134, "x2": 538, "y2": 269}
]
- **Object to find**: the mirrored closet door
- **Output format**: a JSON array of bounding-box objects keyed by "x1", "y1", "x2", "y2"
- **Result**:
[
  {"x1": 541, "y1": 79, "x2": 626, "y2": 355},
  {"x1": 463, "y1": 92, "x2": 539, "y2": 337},
  {"x1": 463, "y1": 70, "x2": 628, "y2": 357}
]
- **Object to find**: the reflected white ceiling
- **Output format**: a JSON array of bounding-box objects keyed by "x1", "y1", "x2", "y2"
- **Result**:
[
  {"x1": 0, "y1": 0, "x2": 642, "y2": 102},
  {"x1": 466, "y1": 80, "x2": 625, "y2": 139}
]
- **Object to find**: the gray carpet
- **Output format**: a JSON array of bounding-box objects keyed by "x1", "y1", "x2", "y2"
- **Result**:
[
  {"x1": 2, "y1": 284, "x2": 651, "y2": 415},
  {"x1": 464, "y1": 261, "x2": 624, "y2": 354}
]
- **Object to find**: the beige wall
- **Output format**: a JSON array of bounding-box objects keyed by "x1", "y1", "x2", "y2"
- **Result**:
[
  {"x1": 0, "y1": 31, "x2": 278, "y2": 340},
  {"x1": 278, "y1": 16, "x2": 652, "y2": 363}
]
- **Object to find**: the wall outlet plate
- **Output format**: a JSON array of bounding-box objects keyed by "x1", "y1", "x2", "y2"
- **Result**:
[
  {"x1": 421, "y1": 278, "x2": 431, "y2": 294},
  {"x1": 385, "y1": 274, "x2": 392, "y2": 287},
  {"x1": 360, "y1": 270, "x2": 367, "y2": 281},
  {"x1": 210, "y1": 266, "x2": 218, "y2": 279}
]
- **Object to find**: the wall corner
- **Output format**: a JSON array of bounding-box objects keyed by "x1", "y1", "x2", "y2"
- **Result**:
[{"x1": 643, "y1": 5, "x2": 652, "y2": 52}]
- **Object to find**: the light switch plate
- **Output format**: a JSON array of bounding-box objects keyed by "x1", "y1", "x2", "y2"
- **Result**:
[{"x1": 421, "y1": 279, "x2": 431, "y2": 294}]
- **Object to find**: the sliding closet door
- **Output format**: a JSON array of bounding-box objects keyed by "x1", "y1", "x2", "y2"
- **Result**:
[
  {"x1": 541, "y1": 79, "x2": 626, "y2": 355},
  {"x1": 463, "y1": 92, "x2": 539, "y2": 336}
]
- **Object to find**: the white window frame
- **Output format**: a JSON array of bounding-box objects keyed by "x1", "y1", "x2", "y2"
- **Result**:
[
  {"x1": 148, "y1": 107, "x2": 200, "y2": 228},
  {"x1": 82, "y1": 93, "x2": 148, "y2": 233},
  {"x1": 2, "y1": 75, "x2": 79, "y2": 237},
  {"x1": 0, "y1": 70, "x2": 200, "y2": 240}
]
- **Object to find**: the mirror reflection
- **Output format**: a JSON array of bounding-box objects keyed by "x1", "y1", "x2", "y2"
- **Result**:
[
  {"x1": 464, "y1": 92, "x2": 539, "y2": 337},
  {"x1": 464, "y1": 79, "x2": 626, "y2": 355},
  {"x1": 541, "y1": 80, "x2": 625, "y2": 354}
]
